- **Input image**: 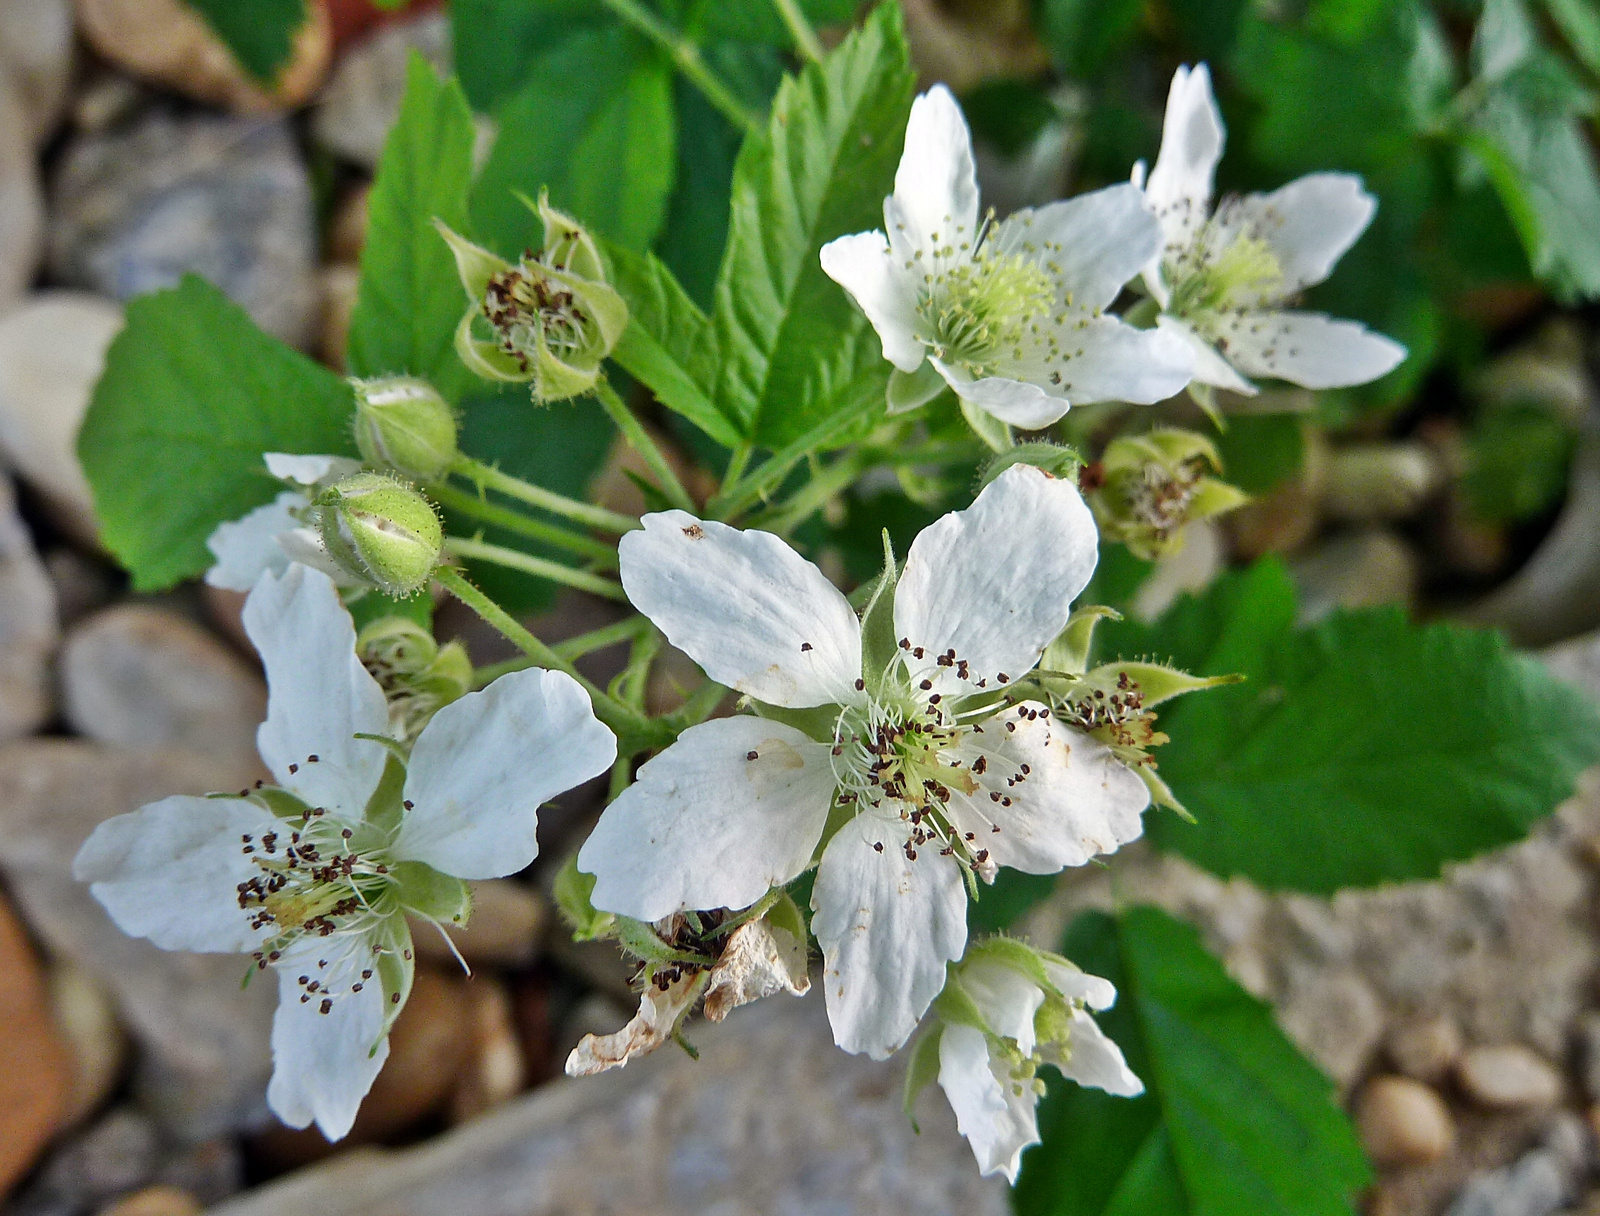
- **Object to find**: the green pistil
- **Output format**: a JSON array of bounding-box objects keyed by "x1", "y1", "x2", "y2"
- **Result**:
[
  {"x1": 918, "y1": 250, "x2": 1054, "y2": 376},
  {"x1": 1168, "y1": 231, "x2": 1282, "y2": 318}
]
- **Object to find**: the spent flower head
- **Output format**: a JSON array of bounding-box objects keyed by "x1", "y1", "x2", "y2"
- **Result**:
[
  {"x1": 436, "y1": 193, "x2": 628, "y2": 404},
  {"x1": 577, "y1": 465, "x2": 1151, "y2": 1060},
  {"x1": 821, "y1": 85, "x2": 1193, "y2": 433},
  {"x1": 74, "y1": 565, "x2": 614, "y2": 1139},
  {"x1": 1082, "y1": 429, "x2": 1248, "y2": 561},
  {"x1": 1133, "y1": 64, "x2": 1406, "y2": 395}
]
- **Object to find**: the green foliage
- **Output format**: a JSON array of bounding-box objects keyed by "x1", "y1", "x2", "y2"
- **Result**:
[
  {"x1": 1013, "y1": 905, "x2": 1369, "y2": 1215},
  {"x1": 711, "y1": 3, "x2": 916, "y2": 447},
  {"x1": 181, "y1": 0, "x2": 306, "y2": 83},
  {"x1": 1212, "y1": 414, "x2": 1304, "y2": 494},
  {"x1": 471, "y1": 25, "x2": 677, "y2": 256},
  {"x1": 449, "y1": 0, "x2": 604, "y2": 113},
  {"x1": 347, "y1": 56, "x2": 477, "y2": 399},
  {"x1": 689, "y1": 0, "x2": 857, "y2": 46},
  {"x1": 1463, "y1": 405, "x2": 1577, "y2": 521},
  {"x1": 1038, "y1": 0, "x2": 1144, "y2": 78},
  {"x1": 1097, "y1": 561, "x2": 1600, "y2": 892},
  {"x1": 78, "y1": 277, "x2": 356, "y2": 591}
]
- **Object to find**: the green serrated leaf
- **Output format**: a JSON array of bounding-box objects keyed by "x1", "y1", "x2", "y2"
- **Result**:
[
  {"x1": 710, "y1": 3, "x2": 915, "y2": 448},
  {"x1": 471, "y1": 25, "x2": 677, "y2": 257},
  {"x1": 78, "y1": 276, "x2": 356, "y2": 591},
  {"x1": 449, "y1": 0, "x2": 604, "y2": 113},
  {"x1": 1013, "y1": 906, "x2": 1369, "y2": 1215},
  {"x1": 347, "y1": 54, "x2": 477, "y2": 400},
  {"x1": 1098, "y1": 560, "x2": 1600, "y2": 892},
  {"x1": 181, "y1": 0, "x2": 306, "y2": 84}
]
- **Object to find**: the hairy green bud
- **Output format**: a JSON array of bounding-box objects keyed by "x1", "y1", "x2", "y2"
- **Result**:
[
  {"x1": 315, "y1": 472, "x2": 442, "y2": 598},
  {"x1": 352, "y1": 376, "x2": 459, "y2": 482}
]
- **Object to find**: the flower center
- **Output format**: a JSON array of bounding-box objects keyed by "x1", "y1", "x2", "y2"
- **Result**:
[
  {"x1": 483, "y1": 262, "x2": 592, "y2": 372},
  {"x1": 1166, "y1": 218, "x2": 1283, "y2": 318},
  {"x1": 916, "y1": 244, "x2": 1054, "y2": 377}
]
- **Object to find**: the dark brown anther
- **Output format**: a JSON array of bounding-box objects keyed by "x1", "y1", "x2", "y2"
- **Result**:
[
  {"x1": 288, "y1": 763, "x2": 299, "y2": 774},
  {"x1": 801, "y1": 642, "x2": 813, "y2": 652},
  {"x1": 403, "y1": 800, "x2": 414, "y2": 810},
  {"x1": 855, "y1": 678, "x2": 866, "y2": 691},
  {"x1": 746, "y1": 750, "x2": 759, "y2": 761}
]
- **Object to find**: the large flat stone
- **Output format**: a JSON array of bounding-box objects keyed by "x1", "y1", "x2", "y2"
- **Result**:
[{"x1": 208, "y1": 995, "x2": 1009, "y2": 1216}]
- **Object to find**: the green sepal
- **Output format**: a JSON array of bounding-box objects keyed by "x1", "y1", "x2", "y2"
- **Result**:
[
  {"x1": 1136, "y1": 762, "x2": 1195, "y2": 821},
  {"x1": 1041, "y1": 605, "x2": 1121, "y2": 676},
  {"x1": 434, "y1": 219, "x2": 510, "y2": 302},
  {"x1": 455, "y1": 312, "x2": 529, "y2": 384},
  {"x1": 236, "y1": 786, "x2": 314, "y2": 822},
  {"x1": 960, "y1": 398, "x2": 1013, "y2": 453},
  {"x1": 931, "y1": 966, "x2": 990, "y2": 1032},
  {"x1": 614, "y1": 915, "x2": 716, "y2": 967},
  {"x1": 375, "y1": 913, "x2": 416, "y2": 1039},
  {"x1": 1082, "y1": 660, "x2": 1244, "y2": 709},
  {"x1": 977, "y1": 441, "x2": 1083, "y2": 492},
  {"x1": 859, "y1": 530, "x2": 900, "y2": 696},
  {"x1": 765, "y1": 888, "x2": 810, "y2": 945},
  {"x1": 554, "y1": 852, "x2": 615, "y2": 942},
  {"x1": 963, "y1": 935, "x2": 1053, "y2": 990},
  {"x1": 393, "y1": 861, "x2": 471, "y2": 925},
  {"x1": 747, "y1": 698, "x2": 841, "y2": 744},
  {"x1": 903, "y1": 1024, "x2": 945, "y2": 1130},
  {"x1": 887, "y1": 362, "x2": 947, "y2": 414},
  {"x1": 1190, "y1": 477, "x2": 1251, "y2": 521},
  {"x1": 362, "y1": 753, "x2": 410, "y2": 835},
  {"x1": 1188, "y1": 381, "x2": 1225, "y2": 430}
]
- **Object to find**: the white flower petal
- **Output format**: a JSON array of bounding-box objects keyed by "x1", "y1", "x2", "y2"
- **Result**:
[
  {"x1": 1045, "y1": 1008, "x2": 1143, "y2": 1098},
  {"x1": 1155, "y1": 315, "x2": 1257, "y2": 394},
  {"x1": 618, "y1": 512, "x2": 862, "y2": 709},
  {"x1": 894, "y1": 465, "x2": 1097, "y2": 696},
  {"x1": 1041, "y1": 960, "x2": 1117, "y2": 1011},
  {"x1": 205, "y1": 493, "x2": 301, "y2": 591},
  {"x1": 950, "y1": 713, "x2": 1150, "y2": 873},
  {"x1": 1215, "y1": 309, "x2": 1406, "y2": 389},
  {"x1": 997, "y1": 184, "x2": 1162, "y2": 311},
  {"x1": 819, "y1": 231, "x2": 926, "y2": 373},
  {"x1": 244, "y1": 565, "x2": 391, "y2": 817},
  {"x1": 960, "y1": 959, "x2": 1045, "y2": 1056},
  {"x1": 74, "y1": 795, "x2": 279, "y2": 953},
  {"x1": 938, "y1": 1023, "x2": 1041, "y2": 1183},
  {"x1": 702, "y1": 918, "x2": 811, "y2": 1023},
  {"x1": 1144, "y1": 64, "x2": 1224, "y2": 254},
  {"x1": 395, "y1": 668, "x2": 616, "y2": 879},
  {"x1": 811, "y1": 813, "x2": 967, "y2": 1059},
  {"x1": 266, "y1": 932, "x2": 393, "y2": 1139},
  {"x1": 564, "y1": 970, "x2": 705, "y2": 1076},
  {"x1": 1026, "y1": 313, "x2": 1196, "y2": 407},
  {"x1": 936, "y1": 362, "x2": 1068, "y2": 431},
  {"x1": 263, "y1": 452, "x2": 359, "y2": 487},
  {"x1": 892, "y1": 85, "x2": 981, "y2": 252},
  {"x1": 1235, "y1": 172, "x2": 1375, "y2": 296},
  {"x1": 274, "y1": 528, "x2": 365, "y2": 588},
  {"x1": 579, "y1": 717, "x2": 836, "y2": 922}
]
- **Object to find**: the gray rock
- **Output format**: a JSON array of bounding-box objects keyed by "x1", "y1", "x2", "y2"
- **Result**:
[
  {"x1": 1448, "y1": 1150, "x2": 1574, "y2": 1216},
  {"x1": 0, "y1": 70, "x2": 44, "y2": 306},
  {"x1": 0, "y1": 473, "x2": 58, "y2": 741},
  {"x1": 61, "y1": 604, "x2": 266, "y2": 783},
  {"x1": 11, "y1": 1107, "x2": 160, "y2": 1216},
  {"x1": 47, "y1": 110, "x2": 317, "y2": 347},
  {"x1": 0, "y1": 291, "x2": 126, "y2": 544},
  {"x1": 209, "y1": 996, "x2": 1009, "y2": 1216},
  {"x1": 1543, "y1": 631, "x2": 1600, "y2": 703},
  {"x1": 0, "y1": 0, "x2": 73, "y2": 145},
  {"x1": 312, "y1": 13, "x2": 450, "y2": 169},
  {"x1": 0, "y1": 740, "x2": 276, "y2": 1142}
]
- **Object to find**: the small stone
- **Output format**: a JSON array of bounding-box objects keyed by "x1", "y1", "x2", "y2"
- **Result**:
[
  {"x1": 36, "y1": 1107, "x2": 160, "y2": 1208},
  {"x1": 151, "y1": 1138, "x2": 241, "y2": 1208},
  {"x1": 0, "y1": 889, "x2": 71, "y2": 1196},
  {"x1": 49, "y1": 111, "x2": 318, "y2": 347},
  {"x1": 73, "y1": 0, "x2": 332, "y2": 113},
  {"x1": 449, "y1": 979, "x2": 526, "y2": 1125},
  {"x1": 1458, "y1": 1044, "x2": 1564, "y2": 1110},
  {"x1": 0, "y1": 474, "x2": 59, "y2": 742},
  {"x1": 98, "y1": 1184, "x2": 204, "y2": 1216},
  {"x1": 411, "y1": 879, "x2": 546, "y2": 969},
  {"x1": 47, "y1": 961, "x2": 127, "y2": 1128},
  {"x1": 0, "y1": 70, "x2": 44, "y2": 307},
  {"x1": 0, "y1": 740, "x2": 276, "y2": 1141},
  {"x1": 1388, "y1": 1013, "x2": 1463, "y2": 1083},
  {"x1": 61, "y1": 604, "x2": 267, "y2": 783},
  {"x1": 1320, "y1": 442, "x2": 1441, "y2": 522},
  {"x1": 1290, "y1": 528, "x2": 1419, "y2": 624},
  {"x1": 1225, "y1": 478, "x2": 1320, "y2": 560},
  {"x1": 1579, "y1": 1012, "x2": 1600, "y2": 1103},
  {"x1": 43, "y1": 547, "x2": 119, "y2": 630},
  {"x1": 1445, "y1": 1148, "x2": 1572, "y2": 1216},
  {"x1": 0, "y1": 292, "x2": 126, "y2": 544},
  {"x1": 1356, "y1": 1075, "x2": 1456, "y2": 1166},
  {"x1": 0, "y1": 0, "x2": 73, "y2": 145},
  {"x1": 312, "y1": 12, "x2": 451, "y2": 168},
  {"x1": 1274, "y1": 966, "x2": 1386, "y2": 1093}
]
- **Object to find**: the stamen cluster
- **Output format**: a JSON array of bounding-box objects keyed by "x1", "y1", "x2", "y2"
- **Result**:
[{"x1": 483, "y1": 259, "x2": 593, "y2": 374}]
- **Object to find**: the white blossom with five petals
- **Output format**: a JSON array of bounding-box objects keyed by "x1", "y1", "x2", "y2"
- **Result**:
[
  {"x1": 577, "y1": 465, "x2": 1150, "y2": 1060},
  {"x1": 74, "y1": 564, "x2": 615, "y2": 1139},
  {"x1": 1133, "y1": 64, "x2": 1406, "y2": 394},
  {"x1": 205, "y1": 453, "x2": 362, "y2": 592},
  {"x1": 820, "y1": 85, "x2": 1194, "y2": 430}
]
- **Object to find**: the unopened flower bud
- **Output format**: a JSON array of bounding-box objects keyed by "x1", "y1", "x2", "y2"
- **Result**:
[
  {"x1": 436, "y1": 192, "x2": 628, "y2": 404},
  {"x1": 314, "y1": 473, "x2": 442, "y2": 598},
  {"x1": 1083, "y1": 429, "x2": 1248, "y2": 561},
  {"x1": 356, "y1": 616, "x2": 472, "y2": 740},
  {"x1": 352, "y1": 376, "x2": 459, "y2": 482}
]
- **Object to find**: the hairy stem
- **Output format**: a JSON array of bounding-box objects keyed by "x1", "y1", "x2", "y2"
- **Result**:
[
  {"x1": 445, "y1": 537, "x2": 628, "y2": 602},
  {"x1": 430, "y1": 481, "x2": 619, "y2": 567},
  {"x1": 453, "y1": 456, "x2": 639, "y2": 535},
  {"x1": 596, "y1": 0, "x2": 761, "y2": 133},
  {"x1": 593, "y1": 376, "x2": 698, "y2": 513},
  {"x1": 472, "y1": 615, "x2": 653, "y2": 688}
]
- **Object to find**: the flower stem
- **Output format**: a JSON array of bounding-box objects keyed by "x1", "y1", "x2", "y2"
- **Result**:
[
  {"x1": 430, "y1": 481, "x2": 619, "y2": 567},
  {"x1": 596, "y1": 0, "x2": 760, "y2": 134},
  {"x1": 471, "y1": 615, "x2": 654, "y2": 687},
  {"x1": 771, "y1": 0, "x2": 824, "y2": 62},
  {"x1": 445, "y1": 537, "x2": 629, "y2": 602},
  {"x1": 453, "y1": 456, "x2": 640, "y2": 535},
  {"x1": 744, "y1": 453, "x2": 864, "y2": 535},
  {"x1": 708, "y1": 400, "x2": 878, "y2": 520},
  {"x1": 593, "y1": 376, "x2": 698, "y2": 514},
  {"x1": 665, "y1": 677, "x2": 729, "y2": 729},
  {"x1": 722, "y1": 442, "x2": 754, "y2": 491}
]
